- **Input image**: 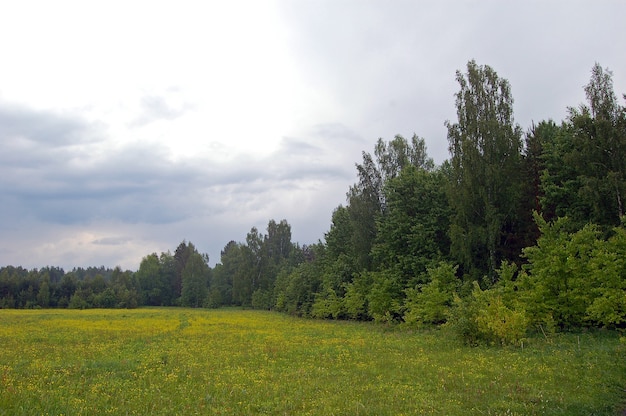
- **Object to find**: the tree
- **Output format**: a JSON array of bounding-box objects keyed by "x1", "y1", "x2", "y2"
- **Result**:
[
  {"x1": 517, "y1": 121, "x2": 559, "y2": 250},
  {"x1": 180, "y1": 252, "x2": 210, "y2": 308},
  {"x1": 246, "y1": 227, "x2": 264, "y2": 295},
  {"x1": 229, "y1": 228, "x2": 264, "y2": 307},
  {"x1": 273, "y1": 252, "x2": 322, "y2": 316},
  {"x1": 445, "y1": 60, "x2": 524, "y2": 282},
  {"x1": 538, "y1": 122, "x2": 582, "y2": 225},
  {"x1": 265, "y1": 219, "x2": 293, "y2": 264},
  {"x1": 173, "y1": 241, "x2": 205, "y2": 303},
  {"x1": 136, "y1": 253, "x2": 168, "y2": 306},
  {"x1": 212, "y1": 241, "x2": 240, "y2": 306},
  {"x1": 111, "y1": 267, "x2": 139, "y2": 308},
  {"x1": 312, "y1": 206, "x2": 358, "y2": 314},
  {"x1": 347, "y1": 134, "x2": 434, "y2": 271},
  {"x1": 59, "y1": 273, "x2": 78, "y2": 307},
  {"x1": 160, "y1": 251, "x2": 177, "y2": 306},
  {"x1": 37, "y1": 276, "x2": 51, "y2": 308},
  {"x1": 373, "y1": 165, "x2": 450, "y2": 285},
  {"x1": 585, "y1": 225, "x2": 626, "y2": 327},
  {"x1": 540, "y1": 65, "x2": 626, "y2": 233},
  {"x1": 256, "y1": 219, "x2": 293, "y2": 301},
  {"x1": 223, "y1": 241, "x2": 250, "y2": 306},
  {"x1": 570, "y1": 64, "x2": 625, "y2": 227}
]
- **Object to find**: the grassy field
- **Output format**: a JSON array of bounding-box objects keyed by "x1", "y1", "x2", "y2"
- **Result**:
[{"x1": 0, "y1": 308, "x2": 624, "y2": 415}]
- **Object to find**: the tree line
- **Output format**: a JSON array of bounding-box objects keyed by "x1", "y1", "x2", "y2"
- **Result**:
[{"x1": 1, "y1": 61, "x2": 625, "y2": 344}]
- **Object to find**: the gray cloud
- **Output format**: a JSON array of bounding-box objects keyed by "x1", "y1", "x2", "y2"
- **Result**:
[
  {"x1": 92, "y1": 236, "x2": 133, "y2": 246},
  {"x1": 0, "y1": 102, "x2": 361, "y2": 268},
  {"x1": 0, "y1": 103, "x2": 102, "y2": 148},
  {"x1": 131, "y1": 93, "x2": 195, "y2": 127},
  {"x1": 277, "y1": 137, "x2": 322, "y2": 156}
]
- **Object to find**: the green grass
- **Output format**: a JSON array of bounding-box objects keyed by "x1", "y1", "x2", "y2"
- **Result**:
[{"x1": 0, "y1": 308, "x2": 624, "y2": 415}]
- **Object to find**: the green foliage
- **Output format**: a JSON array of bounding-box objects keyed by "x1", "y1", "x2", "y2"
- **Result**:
[
  {"x1": 446, "y1": 60, "x2": 524, "y2": 281},
  {"x1": 446, "y1": 291, "x2": 482, "y2": 346},
  {"x1": 219, "y1": 241, "x2": 246, "y2": 305},
  {"x1": 403, "y1": 262, "x2": 458, "y2": 327},
  {"x1": 367, "y1": 271, "x2": 402, "y2": 323},
  {"x1": 36, "y1": 278, "x2": 51, "y2": 308},
  {"x1": 581, "y1": 225, "x2": 626, "y2": 326},
  {"x1": 311, "y1": 287, "x2": 343, "y2": 319},
  {"x1": 219, "y1": 220, "x2": 298, "y2": 308},
  {"x1": 522, "y1": 216, "x2": 598, "y2": 329},
  {"x1": 521, "y1": 215, "x2": 626, "y2": 329},
  {"x1": 251, "y1": 289, "x2": 273, "y2": 310},
  {"x1": 93, "y1": 287, "x2": 117, "y2": 308},
  {"x1": 475, "y1": 293, "x2": 528, "y2": 346},
  {"x1": 0, "y1": 265, "x2": 144, "y2": 310},
  {"x1": 204, "y1": 287, "x2": 223, "y2": 309},
  {"x1": 342, "y1": 273, "x2": 370, "y2": 320},
  {"x1": 540, "y1": 64, "x2": 626, "y2": 231},
  {"x1": 136, "y1": 253, "x2": 170, "y2": 306},
  {"x1": 180, "y1": 252, "x2": 210, "y2": 308},
  {"x1": 68, "y1": 291, "x2": 89, "y2": 309},
  {"x1": 447, "y1": 263, "x2": 529, "y2": 346},
  {"x1": 312, "y1": 255, "x2": 359, "y2": 320},
  {"x1": 273, "y1": 259, "x2": 321, "y2": 316},
  {"x1": 373, "y1": 165, "x2": 451, "y2": 284},
  {"x1": 347, "y1": 135, "x2": 434, "y2": 271}
]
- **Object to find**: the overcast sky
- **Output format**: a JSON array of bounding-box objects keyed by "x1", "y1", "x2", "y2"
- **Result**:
[{"x1": 1, "y1": 1, "x2": 625, "y2": 271}]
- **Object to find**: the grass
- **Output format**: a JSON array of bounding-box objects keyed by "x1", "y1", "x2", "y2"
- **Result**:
[{"x1": 0, "y1": 308, "x2": 624, "y2": 415}]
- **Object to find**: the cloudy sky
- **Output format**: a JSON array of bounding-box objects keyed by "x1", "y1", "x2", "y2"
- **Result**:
[{"x1": 1, "y1": 1, "x2": 625, "y2": 271}]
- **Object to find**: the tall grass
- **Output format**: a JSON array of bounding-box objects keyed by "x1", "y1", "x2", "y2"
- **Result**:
[{"x1": 0, "y1": 308, "x2": 624, "y2": 415}]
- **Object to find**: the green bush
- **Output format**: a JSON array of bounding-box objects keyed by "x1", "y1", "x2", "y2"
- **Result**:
[
  {"x1": 343, "y1": 274, "x2": 370, "y2": 320},
  {"x1": 446, "y1": 291, "x2": 482, "y2": 346},
  {"x1": 403, "y1": 262, "x2": 458, "y2": 327},
  {"x1": 311, "y1": 288, "x2": 343, "y2": 319},
  {"x1": 476, "y1": 294, "x2": 528, "y2": 346},
  {"x1": 251, "y1": 289, "x2": 273, "y2": 310},
  {"x1": 522, "y1": 215, "x2": 626, "y2": 329},
  {"x1": 367, "y1": 271, "x2": 401, "y2": 323},
  {"x1": 447, "y1": 263, "x2": 529, "y2": 346}
]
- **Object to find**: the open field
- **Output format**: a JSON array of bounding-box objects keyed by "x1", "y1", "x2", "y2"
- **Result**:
[{"x1": 0, "y1": 308, "x2": 624, "y2": 415}]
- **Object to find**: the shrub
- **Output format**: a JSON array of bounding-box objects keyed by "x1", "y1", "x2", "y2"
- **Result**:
[
  {"x1": 251, "y1": 289, "x2": 273, "y2": 310},
  {"x1": 367, "y1": 271, "x2": 402, "y2": 323},
  {"x1": 403, "y1": 262, "x2": 458, "y2": 327},
  {"x1": 522, "y1": 215, "x2": 626, "y2": 329},
  {"x1": 476, "y1": 294, "x2": 528, "y2": 345},
  {"x1": 204, "y1": 288, "x2": 222, "y2": 309},
  {"x1": 447, "y1": 263, "x2": 529, "y2": 346}
]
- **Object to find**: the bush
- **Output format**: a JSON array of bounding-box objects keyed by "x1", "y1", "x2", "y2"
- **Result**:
[
  {"x1": 522, "y1": 216, "x2": 626, "y2": 329},
  {"x1": 367, "y1": 271, "x2": 401, "y2": 323},
  {"x1": 343, "y1": 275, "x2": 370, "y2": 320},
  {"x1": 447, "y1": 264, "x2": 529, "y2": 346},
  {"x1": 251, "y1": 289, "x2": 273, "y2": 310},
  {"x1": 476, "y1": 294, "x2": 528, "y2": 345},
  {"x1": 446, "y1": 291, "x2": 481, "y2": 346},
  {"x1": 204, "y1": 288, "x2": 223, "y2": 309},
  {"x1": 403, "y1": 262, "x2": 458, "y2": 327},
  {"x1": 311, "y1": 288, "x2": 344, "y2": 319},
  {"x1": 68, "y1": 293, "x2": 88, "y2": 310}
]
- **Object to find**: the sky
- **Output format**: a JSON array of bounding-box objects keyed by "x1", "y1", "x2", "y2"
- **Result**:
[{"x1": 1, "y1": 0, "x2": 625, "y2": 271}]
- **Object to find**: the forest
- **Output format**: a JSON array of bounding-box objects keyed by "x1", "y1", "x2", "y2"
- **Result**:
[{"x1": 1, "y1": 61, "x2": 625, "y2": 345}]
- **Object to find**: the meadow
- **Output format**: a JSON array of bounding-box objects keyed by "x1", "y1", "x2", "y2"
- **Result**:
[{"x1": 0, "y1": 308, "x2": 624, "y2": 415}]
